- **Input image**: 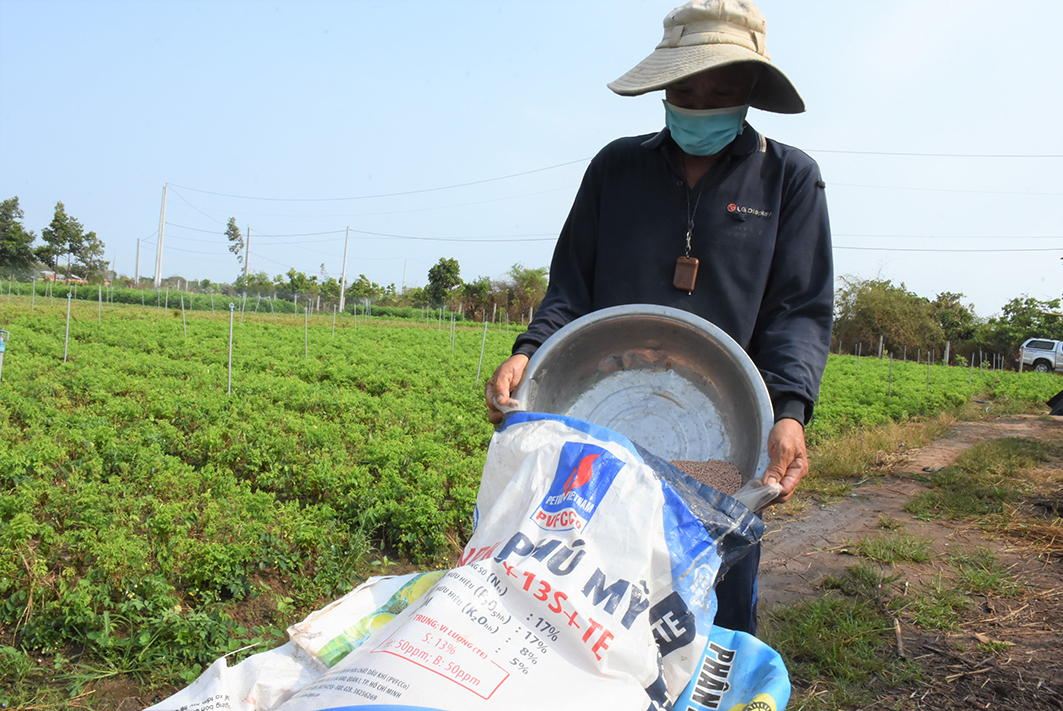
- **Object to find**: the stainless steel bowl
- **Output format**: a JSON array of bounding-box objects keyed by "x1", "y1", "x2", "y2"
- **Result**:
[{"x1": 513, "y1": 304, "x2": 773, "y2": 481}]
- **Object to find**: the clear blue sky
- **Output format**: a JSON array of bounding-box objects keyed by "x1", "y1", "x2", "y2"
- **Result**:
[{"x1": 2, "y1": 0, "x2": 1061, "y2": 316}]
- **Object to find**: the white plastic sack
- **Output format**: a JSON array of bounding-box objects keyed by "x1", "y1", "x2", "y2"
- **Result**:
[{"x1": 147, "y1": 412, "x2": 784, "y2": 711}]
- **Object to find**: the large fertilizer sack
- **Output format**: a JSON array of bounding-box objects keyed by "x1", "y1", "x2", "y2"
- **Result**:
[{"x1": 147, "y1": 412, "x2": 789, "y2": 711}]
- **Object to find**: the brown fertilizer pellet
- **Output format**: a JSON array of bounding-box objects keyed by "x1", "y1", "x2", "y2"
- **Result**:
[{"x1": 671, "y1": 459, "x2": 743, "y2": 495}]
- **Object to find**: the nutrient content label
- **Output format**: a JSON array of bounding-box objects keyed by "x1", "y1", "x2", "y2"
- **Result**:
[
  {"x1": 278, "y1": 532, "x2": 657, "y2": 710},
  {"x1": 372, "y1": 609, "x2": 509, "y2": 699}
]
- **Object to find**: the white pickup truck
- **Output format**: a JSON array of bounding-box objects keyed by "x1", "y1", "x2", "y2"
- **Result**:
[{"x1": 1021, "y1": 338, "x2": 1063, "y2": 373}]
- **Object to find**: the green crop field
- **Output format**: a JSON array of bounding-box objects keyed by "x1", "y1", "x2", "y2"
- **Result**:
[{"x1": 0, "y1": 294, "x2": 1059, "y2": 706}]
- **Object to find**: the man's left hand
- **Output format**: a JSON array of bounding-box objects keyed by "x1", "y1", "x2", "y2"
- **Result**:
[{"x1": 763, "y1": 418, "x2": 807, "y2": 504}]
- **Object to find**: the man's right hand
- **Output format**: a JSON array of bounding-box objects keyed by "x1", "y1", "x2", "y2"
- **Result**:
[{"x1": 485, "y1": 354, "x2": 529, "y2": 426}]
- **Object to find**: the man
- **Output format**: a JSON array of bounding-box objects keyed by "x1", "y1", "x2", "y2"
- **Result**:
[{"x1": 485, "y1": 0, "x2": 832, "y2": 635}]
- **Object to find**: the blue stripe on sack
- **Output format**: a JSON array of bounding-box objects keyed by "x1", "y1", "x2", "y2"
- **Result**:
[{"x1": 498, "y1": 412, "x2": 644, "y2": 460}]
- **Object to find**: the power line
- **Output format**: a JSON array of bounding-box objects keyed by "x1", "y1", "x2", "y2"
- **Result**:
[
  {"x1": 832, "y1": 182, "x2": 1063, "y2": 197},
  {"x1": 809, "y1": 149, "x2": 1063, "y2": 158},
  {"x1": 158, "y1": 185, "x2": 579, "y2": 220},
  {"x1": 166, "y1": 222, "x2": 345, "y2": 239},
  {"x1": 347, "y1": 227, "x2": 557, "y2": 243},
  {"x1": 835, "y1": 233, "x2": 1063, "y2": 240},
  {"x1": 165, "y1": 245, "x2": 231, "y2": 256},
  {"x1": 165, "y1": 220, "x2": 556, "y2": 243},
  {"x1": 168, "y1": 158, "x2": 590, "y2": 202},
  {"x1": 168, "y1": 187, "x2": 227, "y2": 224},
  {"x1": 833, "y1": 246, "x2": 1058, "y2": 251}
]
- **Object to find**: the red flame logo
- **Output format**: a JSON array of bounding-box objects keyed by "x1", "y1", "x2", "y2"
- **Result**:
[
  {"x1": 727, "y1": 203, "x2": 737, "y2": 212},
  {"x1": 562, "y1": 454, "x2": 600, "y2": 495}
]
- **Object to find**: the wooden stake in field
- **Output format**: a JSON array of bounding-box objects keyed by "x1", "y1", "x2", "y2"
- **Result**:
[
  {"x1": 227, "y1": 302, "x2": 235, "y2": 395},
  {"x1": 451, "y1": 314, "x2": 456, "y2": 356},
  {"x1": 476, "y1": 320, "x2": 488, "y2": 382},
  {"x1": 97, "y1": 284, "x2": 102, "y2": 323},
  {"x1": 30, "y1": 277, "x2": 36, "y2": 311},
  {"x1": 181, "y1": 295, "x2": 187, "y2": 338},
  {"x1": 0, "y1": 327, "x2": 8, "y2": 383},
  {"x1": 165, "y1": 286, "x2": 169, "y2": 311},
  {"x1": 304, "y1": 307, "x2": 309, "y2": 359},
  {"x1": 210, "y1": 291, "x2": 215, "y2": 313},
  {"x1": 332, "y1": 305, "x2": 337, "y2": 338},
  {"x1": 926, "y1": 354, "x2": 931, "y2": 391},
  {"x1": 888, "y1": 353, "x2": 894, "y2": 396},
  {"x1": 63, "y1": 293, "x2": 72, "y2": 362}
]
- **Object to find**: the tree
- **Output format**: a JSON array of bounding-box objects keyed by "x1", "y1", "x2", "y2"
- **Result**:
[
  {"x1": 286, "y1": 268, "x2": 314, "y2": 297},
  {"x1": 426, "y1": 258, "x2": 462, "y2": 306},
  {"x1": 37, "y1": 201, "x2": 106, "y2": 281},
  {"x1": 78, "y1": 230, "x2": 108, "y2": 281},
  {"x1": 226, "y1": 218, "x2": 244, "y2": 267},
  {"x1": 0, "y1": 197, "x2": 37, "y2": 271},
  {"x1": 505, "y1": 263, "x2": 549, "y2": 319},
  {"x1": 930, "y1": 291, "x2": 977, "y2": 343},
  {"x1": 320, "y1": 277, "x2": 341, "y2": 303},
  {"x1": 462, "y1": 276, "x2": 493, "y2": 321},
  {"x1": 346, "y1": 274, "x2": 386, "y2": 302},
  {"x1": 234, "y1": 271, "x2": 274, "y2": 295},
  {"x1": 833, "y1": 276, "x2": 942, "y2": 354},
  {"x1": 974, "y1": 295, "x2": 1063, "y2": 361}
]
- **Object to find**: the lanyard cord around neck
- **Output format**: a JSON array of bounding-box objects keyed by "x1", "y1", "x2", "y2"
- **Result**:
[{"x1": 684, "y1": 156, "x2": 708, "y2": 259}]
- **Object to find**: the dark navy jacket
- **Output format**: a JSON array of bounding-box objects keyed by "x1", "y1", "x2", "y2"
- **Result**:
[{"x1": 512, "y1": 124, "x2": 833, "y2": 424}]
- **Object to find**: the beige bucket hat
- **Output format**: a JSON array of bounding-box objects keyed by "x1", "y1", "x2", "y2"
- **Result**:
[{"x1": 608, "y1": 0, "x2": 805, "y2": 114}]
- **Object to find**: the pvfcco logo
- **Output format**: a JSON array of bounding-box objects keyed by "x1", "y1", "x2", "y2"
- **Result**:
[{"x1": 531, "y1": 442, "x2": 625, "y2": 532}]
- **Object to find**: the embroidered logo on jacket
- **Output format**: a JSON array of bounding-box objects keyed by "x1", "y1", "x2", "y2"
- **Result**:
[{"x1": 727, "y1": 203, "x2": 772, "y2": 218}]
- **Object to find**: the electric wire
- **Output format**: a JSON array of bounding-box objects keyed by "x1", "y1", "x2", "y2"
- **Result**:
[
  {"x1": 834, "y1": 233, "x2": 1063, "y2": 240},
  {"x1": 168, "y1": 158, "x2": 590, "y2": 202},
  {"x1": 168, "y1": 187, "x2": 227, "y2": 224},
  {"x1": 832, "y1": 182, "x2": 1063, "y2": 197},
  {"x1": 835, "y1": 246, "x2": 1061, "y2": 253},
  {"x1": 808, "y1": 149, "x2": 1063, "y2": 158}
]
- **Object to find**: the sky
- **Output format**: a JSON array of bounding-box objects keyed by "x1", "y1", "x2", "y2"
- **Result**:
[{"x1": 2, "y1": 0, "x2": 1061, "y2": 317}]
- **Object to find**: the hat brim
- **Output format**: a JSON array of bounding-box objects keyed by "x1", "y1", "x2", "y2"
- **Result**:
[{"x1": 607, "y1": 44, "x2": 805, "y2": 114}]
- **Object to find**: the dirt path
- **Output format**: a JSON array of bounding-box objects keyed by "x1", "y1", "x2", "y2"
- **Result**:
[
  {"x1": 760, "y1": 417, "x2": 1063, "y2": 608},
  {"x1": 759, "y1": 416, "x2": 1063, "y2": 709}
]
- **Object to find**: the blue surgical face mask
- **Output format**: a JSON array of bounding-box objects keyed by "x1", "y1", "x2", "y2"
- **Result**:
[{"x1": 663, "y1": 101, "x2": 749, "y2": 157}]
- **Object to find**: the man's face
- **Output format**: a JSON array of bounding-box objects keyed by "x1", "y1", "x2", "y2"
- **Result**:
[{"x1": 664, "y1": 64, "x2": 757, "y2": 110}]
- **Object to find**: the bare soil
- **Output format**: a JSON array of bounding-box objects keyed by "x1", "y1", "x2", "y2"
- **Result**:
[{"x1": 760, "y1": 416, "x2": 1063, "y2": 710}]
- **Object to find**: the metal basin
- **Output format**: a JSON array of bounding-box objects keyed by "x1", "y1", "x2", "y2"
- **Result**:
[{"x1": 513, "y1": 305, "x2": 773, "y2": 481}]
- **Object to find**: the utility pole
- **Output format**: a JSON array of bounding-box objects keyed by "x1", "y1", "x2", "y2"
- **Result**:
[
  {"x1": 339, "y1": 226, "x2": 350, "y2": 313},
  {"x1": 243, "y1": 226, "x2": 251, "y2": 279},
  {"x1": 135, "y1": 238, "x2": 141, "y2": 289},
  {"x1": 402, "y1": 259, "x2": 407, "y2": 293},
  {"x1": 153, "y1": 184, "x2": 167, "y2": 288}
]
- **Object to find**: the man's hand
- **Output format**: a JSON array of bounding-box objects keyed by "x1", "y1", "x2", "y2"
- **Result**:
[
  {"x1": 485, "y1": 354, "x2": 529, "y2": 426},
  {"x1": 763, "y1": 418, "x2": 807, "y2": 504}
]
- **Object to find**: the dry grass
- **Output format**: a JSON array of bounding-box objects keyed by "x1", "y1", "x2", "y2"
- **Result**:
[
  {"x1": 991, "y1": 506, "x2": 1063, "y2": 557},
  {"x1": 806, "y1": 413, "x2": 955, "y2": 489}
]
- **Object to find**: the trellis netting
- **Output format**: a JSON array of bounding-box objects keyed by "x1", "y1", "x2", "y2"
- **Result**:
[{"x1": 147, "y1": 412, "x2": 790, "y2": 711}]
